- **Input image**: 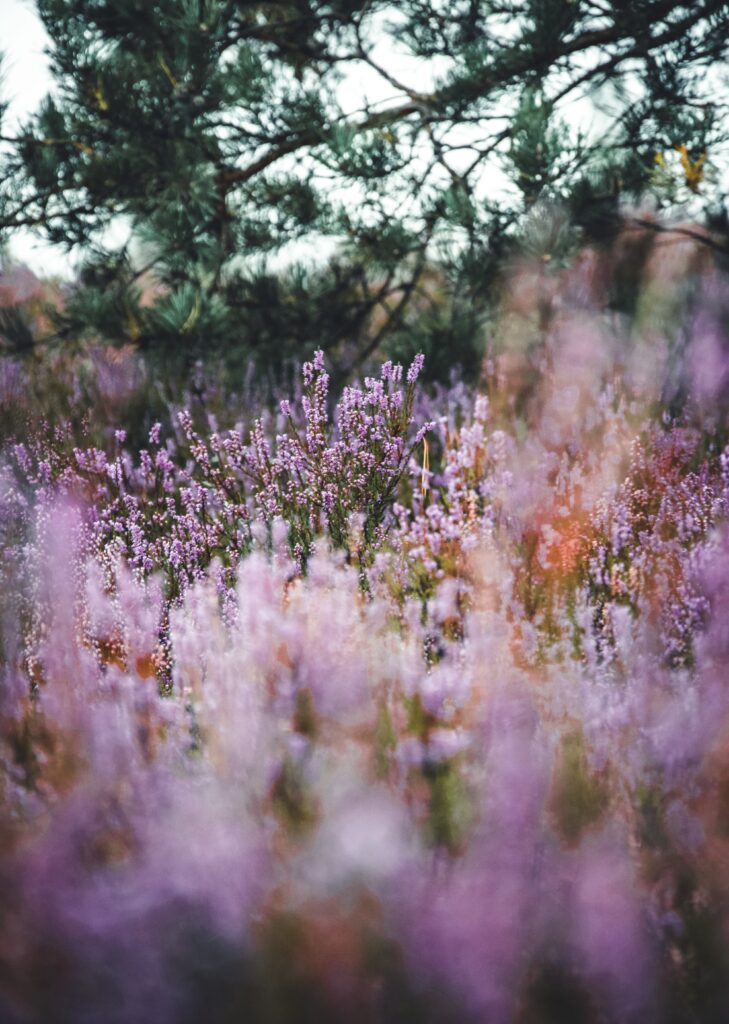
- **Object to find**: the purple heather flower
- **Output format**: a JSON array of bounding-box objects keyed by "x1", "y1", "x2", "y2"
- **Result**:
[{"x1": 406, "y1": 352, "x2": 425, "y2": 384}]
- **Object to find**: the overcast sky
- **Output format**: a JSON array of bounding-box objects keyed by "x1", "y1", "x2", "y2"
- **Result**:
[
  {"x1": 0, "y1": 0, "x2": 74, "y2": 276},
  {"x1": 1, "y1": 0, "x2": 50, "y2": 129}
]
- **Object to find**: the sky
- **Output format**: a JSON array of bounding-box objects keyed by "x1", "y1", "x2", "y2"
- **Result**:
[
  {"x1": 0, "y1": 0, "x2": 71, "y2": 276},
  {"x1": 1, "y1": 0, "x2": 50, "y2": 129}
]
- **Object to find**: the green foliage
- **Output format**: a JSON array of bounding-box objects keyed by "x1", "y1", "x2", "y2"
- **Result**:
[
  {"x1": 423, "y1": 758, "x2": 472, "y2": 854},
  {"x1": 550, "y1": 729, "x2": 610, "y2": 845},
  {"x1": 1, "y1": 0, "x2": 728, "y2": 378},
  {"x1": 507, "y1": 90, "x2": 576, "y2": 205}
]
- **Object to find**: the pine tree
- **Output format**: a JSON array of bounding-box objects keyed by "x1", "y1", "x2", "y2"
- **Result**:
[{"x1": 1, "y1": 0, "x2": 728, "y2": 375}]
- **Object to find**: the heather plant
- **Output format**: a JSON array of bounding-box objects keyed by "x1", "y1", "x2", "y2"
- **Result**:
[
  {"x1": 3, "y1": 281, "x2": 729, "y2": 1021},
  {"x1": 0, "y1": 345, "x2": 155, "y2": 449},
  {"x1": 390, "y1": 340, "x2": 729, "y2": 674},
  {"x1": 3, "y1": 351, "x2": 431, "y2": 615},
  {"x1": 3, "y1": 491, "x2": 729, "y2": 1022},
  {"x1": 177, "y1": 350, "x2": 433, "y2": 574},
  {"x1": 585, "y1": 427, "x2": 729, "y2": 667}
]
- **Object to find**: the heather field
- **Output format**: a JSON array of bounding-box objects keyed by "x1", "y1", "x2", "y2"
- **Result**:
[
  {"x1": 2, "y1": 244, "x2": 729, "y2": 1024},
  {"x1": 2, "y1": 3, "x2": 729, "y2": 1017}
]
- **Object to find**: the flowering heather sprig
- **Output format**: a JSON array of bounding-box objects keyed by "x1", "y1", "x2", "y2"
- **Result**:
[
  {"x1": 3, "y1": 351, "x2": 433, "y2": 606},
  {"x1": 585, "y1": 427, "x2": 729, "y2": 665},
  {"x1": 179, "y1": 349, "x2": 433, "y2": 572},
  {"x1": 392, "y1": 391, "x2": 511, "y2": 593}
]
